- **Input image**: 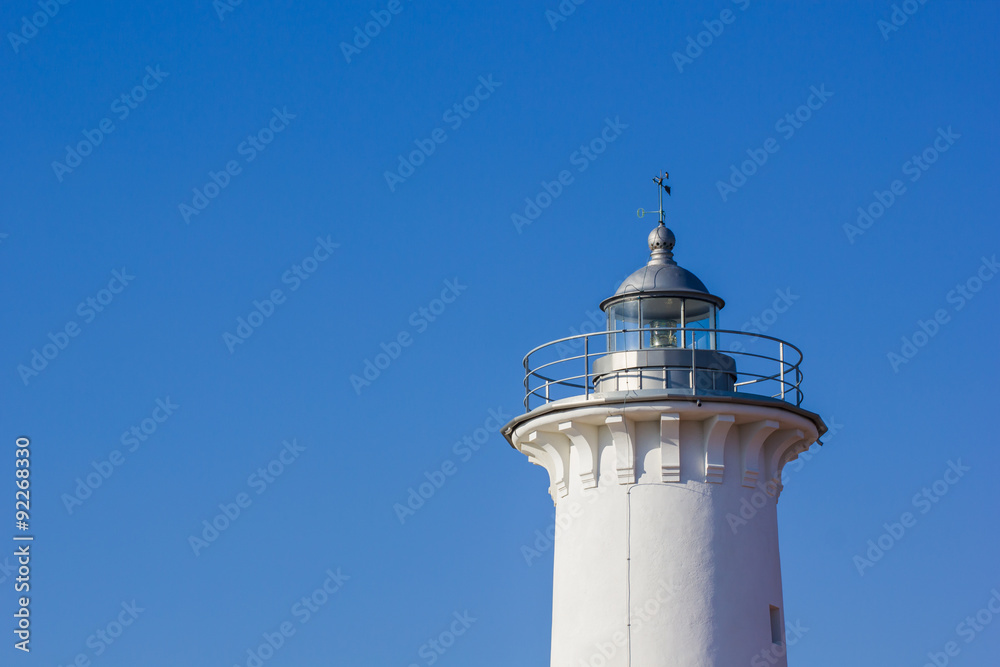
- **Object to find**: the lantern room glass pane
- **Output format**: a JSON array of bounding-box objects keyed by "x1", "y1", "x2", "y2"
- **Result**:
[
  {"x1": 607, "y1": 298, "x2": 639, "y2": 351},
  {"x1": 641, "y1": 297, "x2": 682, "y2": 348},
  {"x1": 683, "y1": 299, "x2": 714, "y2": 350},
  {"x1": 710, "y1": 307, "x2": 717, "y2": 348}
]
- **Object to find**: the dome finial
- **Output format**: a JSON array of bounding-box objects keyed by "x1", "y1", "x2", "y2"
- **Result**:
[{"x1": 648, "y1": 224, "x2": 676, "y2": 265}]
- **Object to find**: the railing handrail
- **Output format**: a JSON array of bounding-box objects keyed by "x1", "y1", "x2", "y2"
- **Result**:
[
  {"x1": 521, "y1": 327, "x2": 804, "y2": 367},
  {"x1": 520, "y1": 327, "x2": 807, "y2": 411}
]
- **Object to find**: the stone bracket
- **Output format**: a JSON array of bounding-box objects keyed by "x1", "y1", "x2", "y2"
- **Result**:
[
  {"x1": 703, "y1": 415, "x2": 736, "y2": 484},
  {"x1": 559, "y1": 421, "x2": 600, "y2": 489},
  {"x1": 522, "y1": 431, "x2": 569, "y2": 501},
  {"x1": 606, "y1": 415, "x2": 635, "y2": 485},
  {"x1": 764, "y1": 428, "x2": 807, "y2": 498},
  {"x1": 740, "y1": 419, "x2": 780, "y2": 488},
  {"x1": 660, "y1": 413, "x2": 681, "y2": 483}
]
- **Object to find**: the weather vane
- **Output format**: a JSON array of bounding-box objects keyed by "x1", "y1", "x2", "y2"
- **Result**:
[{"x1": 637, "y1": 170, "x2": 671, "y2": 225}]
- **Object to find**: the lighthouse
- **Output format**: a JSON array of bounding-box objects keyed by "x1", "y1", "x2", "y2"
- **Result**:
[{"x1": 502, "y1": 176, "x2": 826, "y2": 666}]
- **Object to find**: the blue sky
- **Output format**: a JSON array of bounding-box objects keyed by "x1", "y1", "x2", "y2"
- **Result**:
[{"x1": 2, "y1": 0, "x2": 998, "y2": 665}]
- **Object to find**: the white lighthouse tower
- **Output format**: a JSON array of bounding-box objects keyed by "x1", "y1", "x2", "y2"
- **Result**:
[{"x1": 503, "y1": 176, "x2": 826, "y2": 666}]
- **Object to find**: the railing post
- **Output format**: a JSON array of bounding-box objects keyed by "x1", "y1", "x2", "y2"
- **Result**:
[
  {"x1": 584, "y1": 335, "x2": 590, "y2": 399},
  {"x1": 524, "y1": 358, "x2": 530, "y2": 411},
  {"x1": 545, "y1": 381, "x2": 550, "y2": 403},
  {"x1": 797, "y1": 366, "x2": 803, "y2": 405},
  {"x1": 691, "y1": 332, "x2": 697, "y2": 396},
  {"x1": 779, "y1": 342, "x2": 785, "y2": 401}
]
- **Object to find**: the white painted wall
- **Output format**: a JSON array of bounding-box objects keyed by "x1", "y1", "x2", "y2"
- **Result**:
[{"x1": 512, "y1": 400, "x2": 819, "y2": 667}]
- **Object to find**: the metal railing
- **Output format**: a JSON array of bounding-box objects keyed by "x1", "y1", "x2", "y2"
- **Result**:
[{"x1": 522, "y1": 327, "x2": 805, "y2": 412}]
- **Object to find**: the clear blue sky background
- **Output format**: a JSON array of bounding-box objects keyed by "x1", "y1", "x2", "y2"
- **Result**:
[{"x1": 2, "y1": 0, "x2": 998, "y2": 665}]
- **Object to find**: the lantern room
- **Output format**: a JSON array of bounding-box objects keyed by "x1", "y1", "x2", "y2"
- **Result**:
[
  {"x1": 592, "y1": 222, "x2": 737, "y2": 394},
  {"x1": 600, "y1": 223, "x2": 725, "y2": 352}
]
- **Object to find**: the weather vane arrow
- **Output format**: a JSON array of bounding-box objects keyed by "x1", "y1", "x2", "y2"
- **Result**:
[{"x1": 637, "y1": 170, "x2": 671, "y2": 225}]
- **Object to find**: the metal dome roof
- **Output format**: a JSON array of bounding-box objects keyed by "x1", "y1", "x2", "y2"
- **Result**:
[{"x1": 600, "y1": 223, "x2": 725, "y2": 310}]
